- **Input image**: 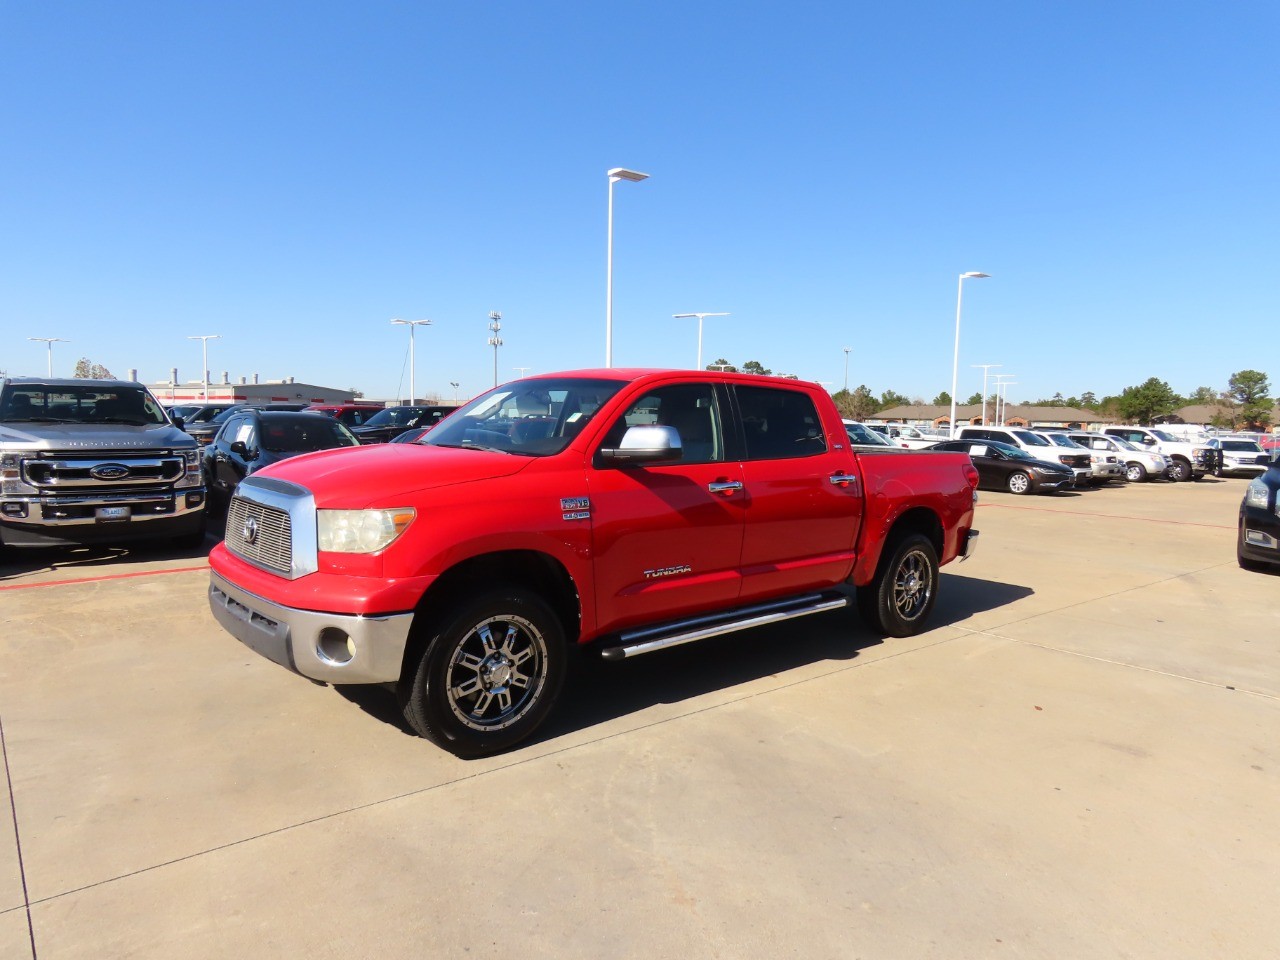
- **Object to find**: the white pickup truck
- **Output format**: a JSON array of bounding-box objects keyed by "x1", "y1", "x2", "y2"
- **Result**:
[{"x1": 1101, "y1": 427, "x2": 1218, "y2": 482}]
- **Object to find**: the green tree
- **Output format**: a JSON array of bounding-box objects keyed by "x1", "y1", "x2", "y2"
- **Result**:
[
  {"x1": 879, "y1": 389, "x2": 909, "y2": 410},
  {"x1": 741, "y1": 360, "x2": 771, "y2": 376},
  {"x1": 1186, "y1": 385, "x2": 1217, "y2": 404},
  {"x1": 73, "y1": 358, "x2": 115, "y2": 379},
  {"x1": 1226, "y1": 369, "x2": 1273, "y2": 427},
  {"x1": 1116, "y1": 377, "x2": 1179, "y2": 424},
  {"x1": 848, "y1": 385, "x2": 880, "y2": 420},
  {"x1": 933, "y1": 391, "x2": 951, "y2": 405},
  {"x1": 965, "y1": 391, "x2": 984, "y2": 405},
  {"x1": 705, "y1": 358, "x2": 737, "y2": 373},
  {"x1": 1079, "y1": 391, "x2": 1098, "y2": 409}
]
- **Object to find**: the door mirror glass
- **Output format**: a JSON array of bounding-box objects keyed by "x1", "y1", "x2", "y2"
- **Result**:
[{"x1": 597, "y1": 425, "x2": 683, "y2": 465}]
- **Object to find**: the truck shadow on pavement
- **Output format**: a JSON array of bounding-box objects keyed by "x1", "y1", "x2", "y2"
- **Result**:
[
  {"x1": 0, "y1": 533, "x2": 212, "y2": 580},
  {"x1": 334, "y1": 574, "x2": 1034, "y2": 749}
]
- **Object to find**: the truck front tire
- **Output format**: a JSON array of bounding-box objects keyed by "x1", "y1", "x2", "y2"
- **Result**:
[
  {"x1": 856, "y1": 533, "x2": 940, "y2": 638},
  {"x1": 399, "y1": 588, "x2": 567, "y2": 758}
]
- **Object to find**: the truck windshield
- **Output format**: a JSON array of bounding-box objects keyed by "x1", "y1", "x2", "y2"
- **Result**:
[
  {"x1": 0, "y1": 385, "x2": 168, "y2": 425},
  {"x1": 425, "y1": 378, "x2": 626, "y2": 456},
  {"x1": 1150, "y1": 430, "x2": 1177, "y2": 442},
  {"x1": 1013, "y1": 430, "x2": 1050, "y2": 446}
]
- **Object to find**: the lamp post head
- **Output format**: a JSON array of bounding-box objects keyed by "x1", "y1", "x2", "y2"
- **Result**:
[
  {"x1": 608, "y1": 167, "x2": 649, "y2": 183},
  {"x1": 960, "y1": 272, "x2": 990, "y2": 280},
  {"x1": 672, "y1": 312, "x2": 729, "y2": 320},
  {"x1": 390, "y1": 318, "x2": 432, "y2": 328}
]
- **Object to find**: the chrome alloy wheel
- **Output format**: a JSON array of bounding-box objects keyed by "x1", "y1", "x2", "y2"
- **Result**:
[
  {"x1": 446, "y1": 614, "x2": 549, "y2": 732},
  {"x1": 892, "y1": 548, "x2": 935, "y2": 623}
]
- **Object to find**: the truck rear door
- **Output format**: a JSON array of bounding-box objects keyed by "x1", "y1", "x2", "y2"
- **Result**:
[{"x1": 733, "y1": 384, "x2": 863, "y2": 601}]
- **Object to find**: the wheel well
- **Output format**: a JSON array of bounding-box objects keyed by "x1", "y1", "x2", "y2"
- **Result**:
[
  {"x1": 884, "y1": 507, "x2": 944, "y2": 562},
  {"x1": 401, "y1": 550, "x2": 581, "y2": 678},
  {"x1": 1170, "y1": 454, "x2": 1190, "y2": 463}
]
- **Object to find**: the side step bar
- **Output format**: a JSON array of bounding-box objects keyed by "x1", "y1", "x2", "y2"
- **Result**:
[{"x1": 599, "y1": 591, "x2": 849, "y2": 662}]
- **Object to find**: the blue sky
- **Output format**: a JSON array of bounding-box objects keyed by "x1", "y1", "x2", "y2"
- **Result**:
[{"x1": 2, "y1": 1, "x2": 1276, "y2": 405}]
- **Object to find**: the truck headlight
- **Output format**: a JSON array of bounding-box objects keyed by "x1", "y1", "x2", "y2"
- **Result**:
[
  {"x1": 1244, "y1": 480, "x2": 1270, "y2": 510},
  {"x1": 1, "y1": 453, "x2": 37, "y2": 495},
  {"x1": 317, "y1": 508, "x2": 416, "y2": 553},
  {"x1": 175, "y1": 449, "x2": 202, "y2": 488}
]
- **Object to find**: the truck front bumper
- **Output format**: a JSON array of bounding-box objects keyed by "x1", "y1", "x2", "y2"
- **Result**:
[
  {"x1": 0, "y1": 490, "x2": 205, "y2": 546},
  {"x1": 209, "y1": 570, "x2": 415, "y2": 684}
]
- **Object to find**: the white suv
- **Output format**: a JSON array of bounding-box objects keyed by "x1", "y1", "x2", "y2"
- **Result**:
[
  {"x1": 1062, "y1": 431, "x2": 1169, "y2": 483},
  {"x1": 1102, "y1": 427, "x2": 1217, "y2": 482},
  {"x1": 1039, "y1": 431, "x2": 1125, "y2": 485},
  {"x1": 956, "y1": 426, "x2": 1093, "y2": 485}
]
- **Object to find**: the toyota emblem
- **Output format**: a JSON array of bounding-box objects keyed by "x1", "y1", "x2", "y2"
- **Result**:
[{"x1": 241, "y1": 516, "x2": 259, "y2": 545}]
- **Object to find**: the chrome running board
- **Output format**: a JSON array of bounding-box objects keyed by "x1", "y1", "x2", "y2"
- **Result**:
[{"x1": 599, "y1": 592, "x2": 849, "y2": 662}]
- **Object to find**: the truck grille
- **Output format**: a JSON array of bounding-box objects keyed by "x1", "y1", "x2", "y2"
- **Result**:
[
  {"x1": 22, "y1": 455, "x2": 183, "y2": 488},
  {"x1": 226, "y1": 496, "x2": 293, "y2": 575}
]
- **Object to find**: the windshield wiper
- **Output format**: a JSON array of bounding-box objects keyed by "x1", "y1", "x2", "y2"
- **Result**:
[
  {"x1": 3, "y1": 416, "x2": 81, "y2": 424},
  {"x1": 92, "y1": 417, "x2": 153, "y2": 426},
  {"x1": 433, "y1": 441, "x2": 511, "y2": 455}
]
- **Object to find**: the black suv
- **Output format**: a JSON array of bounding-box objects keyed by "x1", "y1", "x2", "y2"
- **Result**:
[
  {"x1": 352, "y1": 405, "x2": 453, "y2": 444},
  {"x1": 203, "y1": 410, "x2": 360, "y2": 508},
  {"x1": 1238, "y1": 457, "x2": 1280, "y2": 572}
]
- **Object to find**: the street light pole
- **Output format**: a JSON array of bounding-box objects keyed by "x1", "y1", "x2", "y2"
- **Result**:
[
  {"x1": 842, "y1": 347, "x2": 851, "y2": 392},
  {"x1": 949, "y1": 272, "x2": 990, "y2": 437},
  {"x1": 971, "y1": 362, "x2": 1002, "y2": 426},
  {"x1": 487, "y1": 311, "x2": 503, "y2": 387},
  {"x1": 514, "y1": 367, "x2": 531, "y2": 378},
  {"x1": 28, "y1": 337, "x2": 69, "y2": 377},
  {"x1": 390, "y1": 319, "x2": 432, "y2": 404},
  {"x1": 672, "y1": 312, "x2": 729, "y2": 369},
  {"x1": 449, "y1": 381, "x2": 459, "y2": 405},
  {"x1": 993, "y1": 375, "x2": 1016, "y2": 425},
  {"x1": 605, "y1": 167, "x2": 649, "y2": 368},
  {"x1": 187, "y1": 335, "x2": 221, "y2": 401}
]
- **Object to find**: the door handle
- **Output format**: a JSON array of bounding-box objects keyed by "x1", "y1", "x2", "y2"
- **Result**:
[
  {"x1": 829, "y1": 473, "x2": 860, "y2": 491},
  {"x1": 708, "y1": 480, "x2": 744, "y2": 495}
]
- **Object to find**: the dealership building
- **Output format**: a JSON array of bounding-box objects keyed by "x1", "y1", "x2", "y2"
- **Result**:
[{"x1": 136, "y1": 370, "x2": 357, "y2": 407}]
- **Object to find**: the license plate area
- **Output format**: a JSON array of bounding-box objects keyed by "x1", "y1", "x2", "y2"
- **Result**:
[{"x1": 96, "y1": 506, "x2": 131, "y2": 522}]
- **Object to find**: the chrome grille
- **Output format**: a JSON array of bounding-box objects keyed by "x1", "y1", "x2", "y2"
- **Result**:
[{"x1": 226, "y1": 496, "x2": 293, "y2": 575}]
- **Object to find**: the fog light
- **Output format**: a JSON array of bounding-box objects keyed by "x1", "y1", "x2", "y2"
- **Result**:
[
  {"x1": 317, "y1": 627, "x2": 355, "y2": 665},
  {"x1": 1, "y1": 502, "x2": 28, "y2": 518},
  {"x1": 185, "y1": 491, "x2": 205, "y2": 509},
  {"x1": 1244, "y1": 530, "x2": 1277, "y2": 549}
]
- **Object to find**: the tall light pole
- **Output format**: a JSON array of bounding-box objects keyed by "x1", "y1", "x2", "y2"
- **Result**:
[
  {"x1": 390, "y1": 319, "x2": 432, "y2": 404},
  {"x1": 949, "y1": 272, "x2": 990, "y2": 437},
  {"x1": 487, "y1": 311, "x2": 503, "y2": 387},
  {"x1": 672, "y1": 312, "x2": 728, "y2": 370},
  {"x1": 187, "y1": 335, "x2": 221, "y2": 401},
  {"x1": 993, "y1": 374, "x2": 1016, "y2": 425},
  {"x1": 605, "y1": 167, "x2": 649, "y2": 367},
  {"x1": 449, "y1": 381, "x2": 460, "y2": 405},
  {"x1": 971, "y1": 362, "x2": 1002, "y2": 426},
  {"x1": 28, "y1": 337, "x2": 69, "y2": 377},
  {"x1": 842, "y1": 347, "x2": 851, "y2": 392},
  {"x1": 514, "y1": 367, "x2": 531, "y2": 378}
]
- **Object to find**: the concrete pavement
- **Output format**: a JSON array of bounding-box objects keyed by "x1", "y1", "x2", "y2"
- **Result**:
[{"x1": 1, "y1": 475, "x2": 1276, "y2": 958}]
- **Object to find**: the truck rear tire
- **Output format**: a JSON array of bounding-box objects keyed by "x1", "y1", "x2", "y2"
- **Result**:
[
  {"x1": 856, "y1": 533, "x2": 939, "y2": 638},
  {"x1": 1170, "y1": 459, "x2": 1191, "y2": 482},
  {"x1": 399, "y1": 588, "x2": 567, "y2": 758}
]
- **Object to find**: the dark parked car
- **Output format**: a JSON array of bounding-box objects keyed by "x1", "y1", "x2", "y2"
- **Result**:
[
  {"x1": 305, "y1": 403, "x2": 386, "y2": 428},
  {"x1": 185, "y1": 404, "x2": 246, "y2": 446},
  {"x1": 927, "y1": 438, "x2": 1075, "y2": 495},
  {"x1": 203, "y1": 410, "x2": 360, "y2": 508},
  {"x1": 352, "y1": 405, "x2": 454, "y2": 444},
  {"x1": 1238, "y1": 458, "x2": 1280, "y2": 571},
  {"x1": 167, "y1": 403, "x2": 236, "y2": 430}
]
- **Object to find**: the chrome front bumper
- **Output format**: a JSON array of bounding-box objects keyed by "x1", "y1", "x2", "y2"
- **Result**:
[{"x1": 208, "y1": 570, "x2": 414, "y2": 684}]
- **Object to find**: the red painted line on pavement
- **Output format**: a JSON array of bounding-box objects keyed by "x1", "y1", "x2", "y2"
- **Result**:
[
  {"x1": 0, "y1": 563, "x2": 209, "y2": 591},
  {"x1": 976, "y1": 501, "x2": 1234, "y2": 530}
]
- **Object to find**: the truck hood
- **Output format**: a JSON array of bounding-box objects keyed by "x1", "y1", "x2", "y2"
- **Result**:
[
  {"x1": 254, "y1": 442, "x2": 534, "y2": 508},
  {"x1": 0, "y1": 421, "x2": 195, "y2": 451}
]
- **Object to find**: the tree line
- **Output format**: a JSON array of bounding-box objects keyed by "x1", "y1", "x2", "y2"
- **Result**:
[{"x1": 706, "y1": 360, "x2": 1275, "y2": 430}]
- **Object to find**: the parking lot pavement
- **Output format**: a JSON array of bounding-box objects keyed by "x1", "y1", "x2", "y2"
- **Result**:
[{"x1": 1, "y1": 476, "x2": 1276, "y2": 958}]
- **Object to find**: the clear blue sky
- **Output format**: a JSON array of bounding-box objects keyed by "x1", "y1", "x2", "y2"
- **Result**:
[{"x1": 2, "y1": 1, "x2": 1276, "y2": 405}]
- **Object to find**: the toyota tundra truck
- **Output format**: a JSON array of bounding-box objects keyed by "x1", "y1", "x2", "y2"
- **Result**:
[
  {"x1": 208, "y1": 370, "x2": 979, "y2": 757},
  {"x1": 0, "y1": 378, "x2": 206, "y2": 549}
]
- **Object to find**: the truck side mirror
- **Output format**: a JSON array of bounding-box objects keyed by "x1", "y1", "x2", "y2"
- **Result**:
[
  {"x1": 171, "y1": 415, "x2": 185, "y2": 431},
  {"x1": 596, "y1": 425, "x2": 683, "y2": 466},
  {"x1": 230, "y1": 440, "x2": 254, "y2": 459}
]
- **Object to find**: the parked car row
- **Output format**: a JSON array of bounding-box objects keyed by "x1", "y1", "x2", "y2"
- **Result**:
[{"x1": 852, "y1": 421, "x2": 1274, "y2": 499}]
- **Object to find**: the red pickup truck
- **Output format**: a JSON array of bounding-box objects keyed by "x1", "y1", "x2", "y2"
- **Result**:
[{"x1": 208, "y1": 370, "x2": 979, "y2": 757}]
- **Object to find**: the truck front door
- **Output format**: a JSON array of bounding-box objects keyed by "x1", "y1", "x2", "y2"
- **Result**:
[{"x1": 586, "y1": 382, "x2": 745, "y2": 635}]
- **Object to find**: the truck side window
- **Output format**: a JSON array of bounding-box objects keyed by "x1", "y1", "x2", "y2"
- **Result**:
[
  {"x1": 600, "y1": 384, "x2": 724, "y2": 463},
  {"x1": 736, "y1": 386, "x2": 827, "y2": 460}
]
